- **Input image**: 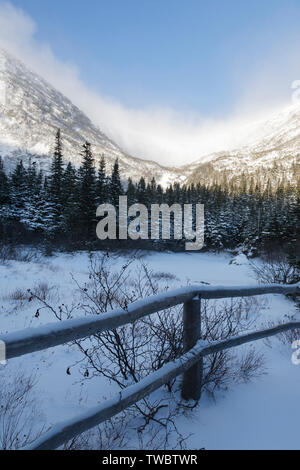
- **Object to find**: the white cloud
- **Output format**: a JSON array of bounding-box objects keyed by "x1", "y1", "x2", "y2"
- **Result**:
[{"x1": 0, "y1": 1, "x2": 298, "y2": 166}]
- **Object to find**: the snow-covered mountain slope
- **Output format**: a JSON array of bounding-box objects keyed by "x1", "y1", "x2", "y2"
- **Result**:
[
  {"x1": 0, "y1": 49, "x2": 186, "y2": 186},
  {"x1": 0, "y1": 48, "x2": 298, "y2": 188},
  {"x1": 186, "y1": 103, "x2": 300, "y2": 185}
]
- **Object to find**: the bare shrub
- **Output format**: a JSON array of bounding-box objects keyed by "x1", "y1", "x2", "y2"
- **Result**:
[
  {"x1": 0, "y1": 245, "x2": 15, "y2": 265},
  {"x1": 0, "y1": 369, "x2": 44, "y2": 449},
  {"x1": 4, "y1": 287, "x2": 30, "y2": 313},
  {"x1": 63, "y1": 414, "x2": 129, "y2": 450},
  {"x1": 250, "y1": 251, "x2": 299, "y2": 285},
  {"x1": 5, "y1": 282, "x2": 58, "y2": 314},
  {"x1": 134, "y1": 399, "x2": 192, "y2": 450},
  {"x1": 152, "y1": 271, "x2": 179, "y2": 281},
  {"x1": 63, "y1": 405, "x2": 190, "y2": 450},
  {"x1": 278, "y1": 327, "x2": 300, "y2": 346},
  {"x1": 7, "y1": 287, "x2": 28, "y2": 302},
  {"x1": 200, "y1": 298, "x2": 266, "y2": 398},
  {"x1": 70, "y1": 255, "x2": 183, "y2": 392},
  {"x1": 32, "y1": 253, "x2": 265, "y2": 449},
  {"x1": 265, "y1": 315, "x2": 300, "y2": 347},
  {"x1": 30, "y1": 281, "x2": 57, "y2": 303},
  {"x1": 0, "y1": 245, "x2": 40, "y2": 265}
]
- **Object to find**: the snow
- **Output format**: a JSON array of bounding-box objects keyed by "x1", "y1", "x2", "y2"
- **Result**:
[
  {"x1": 0, "y1": 249, "x2": 299, "y2": 449},
  {"x1": 25, "y1": 337, "x2": 211, "y2": 450},
  {"x1": 185, "y1": 348, "x2": 300, "y2": 450},
  {"x1": 189, "y1": 100, "x2": 300, "y2": 179},
  {"x1": 1, "y1": 47, "x2": 299, "y2": 186},
  {"x1": 3, "y1": 278, "x2": 297, "y2": 361},
  {"x1": 0, "y1": 48, "x2": 182, "y2": 186}
]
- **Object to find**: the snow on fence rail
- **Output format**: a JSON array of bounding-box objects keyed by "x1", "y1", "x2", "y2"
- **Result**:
[
  {"x1": 0, "y1": 282, "x2": 299, "y2": 450},
  {"x1": 24, "y1": 318, "x2": 300, "y2": 451},
  {"x1": 1, "y1": 283, "x2": 299, "y2": 360}
]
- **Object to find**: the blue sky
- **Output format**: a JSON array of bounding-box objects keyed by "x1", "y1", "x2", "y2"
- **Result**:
[
  {"x1": 9, "y1": 0, "x2": 300, "y2": 115},
  {"x1": 0, "y1": 1, "x2": 300, "y2": 164}
]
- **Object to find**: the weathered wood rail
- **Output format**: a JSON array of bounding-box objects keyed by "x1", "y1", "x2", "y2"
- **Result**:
[{"x1": 0, "y1": 282, "x2": 299, "y2": 450}]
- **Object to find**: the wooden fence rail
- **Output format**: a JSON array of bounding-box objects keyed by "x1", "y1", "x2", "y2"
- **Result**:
[
  {"x1": 0, "y1": 282, "x2": 299, "y2": 450},
  {"x1": 1, "y1": 284, "x2": 298, "y2": 360},
  {"x1": 25, "y1": 318, "x2": 300, "y2": 451}
]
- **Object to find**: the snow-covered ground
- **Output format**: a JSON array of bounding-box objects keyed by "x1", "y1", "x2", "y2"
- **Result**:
[{"x1": 0, "y1": 249, "x2": 299, "y2": 449}]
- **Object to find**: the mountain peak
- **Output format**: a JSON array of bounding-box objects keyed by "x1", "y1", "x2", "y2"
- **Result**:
[{"x1": 0, "y1": 49, "x2": 183, "y2": 185}]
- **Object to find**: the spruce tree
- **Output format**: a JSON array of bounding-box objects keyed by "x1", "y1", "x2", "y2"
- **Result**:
[
  {"x1": 109, "y1": 159, "x2": 122, "y2": 206},
  {"x1": 25, "y1": 169, "x2": 49, "y2": 232},
  {"x1": 78, "y1": 141, "x2": 96, "y2": 237},
  {"x1": 126, "y1": 178, "x2": 136, "y2": 205},
  {"x1": 96, "y1": 155, "x2": 108, "y2": 204},
  {"x1": 61, "y1": 162, "x2": 79, "y2": 234},
  {"x1": 48, "y1": 129, "x2": 64, "y2": 232},
  {"x1": 0, "y1": 157, "x2": 10, "y2": 205},
  {"x1": 10, "y1": 160, "x2": 28, "y2": 210},
  {"x1": 136, "y1": 177, "x2": 147, "y2": 205},
  {"x1": 50, "y1": 129, "x2": 64, "y2": 204}
]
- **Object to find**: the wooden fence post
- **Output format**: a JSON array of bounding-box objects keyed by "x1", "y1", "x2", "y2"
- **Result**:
[{"x1": 181, "y1": 296, "x2": 203, "y2": 400}]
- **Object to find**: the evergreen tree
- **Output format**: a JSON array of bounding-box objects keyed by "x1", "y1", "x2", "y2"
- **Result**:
[
  {"x1": 61, "y1": 162, "x2": 79, "y2": 234},
  {"x1": 0, "y1": 134, "x2": 298, "y2": 252},
  {"x1": 49, "y1": 129, "x2": 64, "y2": 204},
  {"x1": 0, "y1": 157, "x2": 10, "y2": 205},
  {"x1": 78, "y1": 142, "x2": 96, "y2": 236},
  {"x1": 96, "y1": 155, "x2": 108, "y2": 204},
  {"x1": 109, "y1": 159, "x2": 123, "y2": 206},
  {"x1": 136, "y1": 177, "x2": 147, "y2": 205},
  {"x1": 126, "y1": 178, "x2": 136, "y2": 205},
  {"x1": 25, "y1": 169, "x2": 49, "y2": 232},
  {"x1": 48, "y1": 129, "x2": 65, "y2": 232},
  {"x1": 10, "y1": 160, "x2": 28, "y2": 210}
]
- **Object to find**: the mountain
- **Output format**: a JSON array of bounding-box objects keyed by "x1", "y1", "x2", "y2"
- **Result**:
[
  {"x1": 186, "y1": 103, "x2": 300, "y2": 186},
  {"x1": 0, "y1": 48, "x2": 298, "y2": 189},
  {"x1": 0, "y1": 49, "x2": 188, "y2": 186}
]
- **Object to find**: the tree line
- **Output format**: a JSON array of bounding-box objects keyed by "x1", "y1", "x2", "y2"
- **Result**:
[{"x1": 0, "y1": 129, "x2": 298, "y2": 254}]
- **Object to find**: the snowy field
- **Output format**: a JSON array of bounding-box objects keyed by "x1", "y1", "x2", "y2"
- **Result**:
[{"x1": 0, "y1": 249, "x2": 299, "y2": 450}]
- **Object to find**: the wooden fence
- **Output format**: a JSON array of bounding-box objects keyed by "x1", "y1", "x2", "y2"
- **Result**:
[{"x1": 0, "y1": 282, "x2": 299, "y2": 450}]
